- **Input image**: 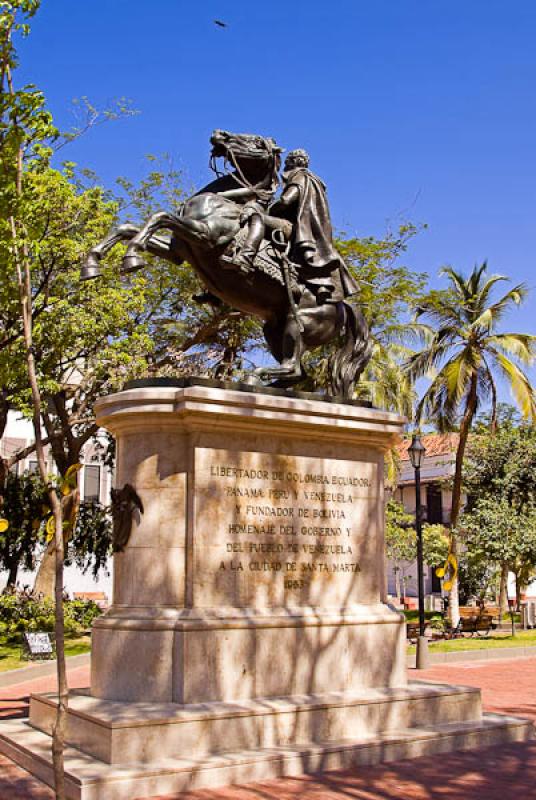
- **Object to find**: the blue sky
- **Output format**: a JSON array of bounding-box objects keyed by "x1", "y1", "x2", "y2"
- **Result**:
[{"x1": 19, "y1": 0, "x2": 536, "y2": 397}]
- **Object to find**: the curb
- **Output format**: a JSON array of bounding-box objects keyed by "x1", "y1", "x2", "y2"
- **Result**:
[
  {"x1": 407, "y1": 645, "x2": 536, "y2": 668},
  {"x1": 0, "y1": 653, "x2": 90, "y2": 689}
]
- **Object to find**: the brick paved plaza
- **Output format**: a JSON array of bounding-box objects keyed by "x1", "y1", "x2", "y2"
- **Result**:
[{"x1": 0, "y1": 657, "x2": 535, "y2": 800}]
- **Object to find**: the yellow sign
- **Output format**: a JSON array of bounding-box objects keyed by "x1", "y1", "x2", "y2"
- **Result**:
[{"x1": 436, "y1": 551, "x2": 458, "y2": 591}]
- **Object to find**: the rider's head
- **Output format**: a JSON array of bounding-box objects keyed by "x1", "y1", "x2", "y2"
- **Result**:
[{"x1": 285, "y1": 149, "x2": 309, "y2": 170}]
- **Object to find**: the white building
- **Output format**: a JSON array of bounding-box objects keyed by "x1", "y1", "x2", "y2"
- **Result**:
[{"x1": 387, "y1": 433, "x2": 459, "y2": 603}]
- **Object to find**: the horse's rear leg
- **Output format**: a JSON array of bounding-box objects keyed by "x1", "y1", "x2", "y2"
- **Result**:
[{"x1": 255, "y1": 314, "x2": 306, "y2": 386}]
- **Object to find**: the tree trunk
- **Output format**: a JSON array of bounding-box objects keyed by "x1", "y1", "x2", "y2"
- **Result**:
[
  {"x1": 0, "y1": 456, "x2": 7, "y2": 505},
  {"x1": 10, "y1": 166, "x2": 68, "y2": 798},
  {"x1": 6, "y1": 559, "x2": 19, "y2": 590},
  {"x1": 498, "y1": 562, "x2": 509, "y2": 620},
  {"x1": 448, "y1": 373, "x2": 479, "y2": 627},
  {"x1": 33, "y1": 540, "x2": 56, "y2": 598},
  {"x1": 32, "y1": 415, "x2": 85, "y2": 593},
  {"x1": 0, "y1": 391, "x2": 10, "y2": 506},
  {"x1": 51, "y1": 498, "x2": 67, "y2": 800}
]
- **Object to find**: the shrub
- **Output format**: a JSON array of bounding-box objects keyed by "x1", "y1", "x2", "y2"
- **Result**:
[{"x1": 0, "y1": 589, "x2": 102, "y2": 642}]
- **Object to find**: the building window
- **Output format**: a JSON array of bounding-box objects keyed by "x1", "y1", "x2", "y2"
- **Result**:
[
  {"x1": 83, "y1": 465, "x2": 101, "y2": 503},
  {"x1": 426, "y1": 483, "x2": 443, "y2": 524},
  {"x1": 28, "y1": 460, "x2": 50, "y2": 476}
]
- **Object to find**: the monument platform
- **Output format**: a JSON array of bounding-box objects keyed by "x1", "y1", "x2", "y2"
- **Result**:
[{"x1": 0, "y1": 382, "x2": 531, "y2": 799}]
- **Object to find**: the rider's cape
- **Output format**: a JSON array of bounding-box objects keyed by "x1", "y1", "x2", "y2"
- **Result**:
[{"x1": 283, "y1": 167, "x2": 359, "y2": 299}]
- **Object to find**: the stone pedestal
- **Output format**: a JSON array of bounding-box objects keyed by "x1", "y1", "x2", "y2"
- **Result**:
[
  {"x1": 91, "y1": 383, "x2": 407, "y2": 705},
  {"x1": 0, "y1": 384, "x2": 531, "y2": 799}
]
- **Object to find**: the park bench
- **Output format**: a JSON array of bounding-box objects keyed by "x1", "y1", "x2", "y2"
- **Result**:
[
  {"x1": 406, "y1": 605, "x2": 500, "y2": 641},
  {"x1": 406, "y1": 622, "x2": 420, "y2": 642},
  {"x1": 446, "y1": 608, "x2": 495, "y2": 638},
  {"x1": 457, "y1": 614, "x2": 493, "y2": 637},
  {"x1": 475, "y1": 605, "x2": 501, "y2": 623}
]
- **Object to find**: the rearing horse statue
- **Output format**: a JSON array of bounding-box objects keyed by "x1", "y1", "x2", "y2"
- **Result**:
[{"x1": 82, "y1": 130, "x2": 372, "y2": 396}]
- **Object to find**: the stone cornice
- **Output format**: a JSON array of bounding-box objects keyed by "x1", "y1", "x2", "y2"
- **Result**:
[{"x1": 95, "y1": 386, "x2": 405, "y2": 451}]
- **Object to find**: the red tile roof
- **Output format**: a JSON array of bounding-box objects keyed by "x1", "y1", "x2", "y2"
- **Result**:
[{"x1": 397, "y1": 433, "x2": 460, "y2": 461}]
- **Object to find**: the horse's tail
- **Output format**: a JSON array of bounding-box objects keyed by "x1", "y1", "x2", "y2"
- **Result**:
[{"x1": 329, "y1": 303, "x2": 373, "y2": 398}]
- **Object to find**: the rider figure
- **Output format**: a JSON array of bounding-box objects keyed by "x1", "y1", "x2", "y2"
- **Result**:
[{"x1": 232, "y1": 149, "x2": 359, "y2": 304}]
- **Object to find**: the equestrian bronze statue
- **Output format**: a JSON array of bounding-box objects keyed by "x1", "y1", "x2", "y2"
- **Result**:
[{"x1": 82, "y1": 130, "x2": 372, "y2": 396}]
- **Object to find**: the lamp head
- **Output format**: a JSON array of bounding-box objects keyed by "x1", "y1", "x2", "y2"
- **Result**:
[{"x1": 408, "y1": 433, "x2": 426, "y2": 470}]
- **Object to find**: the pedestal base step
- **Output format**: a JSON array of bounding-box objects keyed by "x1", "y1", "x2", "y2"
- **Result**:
[
  {"x1": 28, "y1": 682, "x2": 484, "y2": 764},
  {"x1": 0, "y1": 712, "x2": 531, "y2": 800}
]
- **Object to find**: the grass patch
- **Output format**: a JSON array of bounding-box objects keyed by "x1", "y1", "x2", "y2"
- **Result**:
[
  {"x1": 403, "y1": 609, "x2": 521, "y2": 624},
  {"x1": 407, "y1": 629, "x2": 536, "y2": 654},
  {"x1": 0, "y1": 635, "x2": 91, "y2": 672},
  {"x1": 404, "y1": 610, "x2": 445, "y2": 623}
]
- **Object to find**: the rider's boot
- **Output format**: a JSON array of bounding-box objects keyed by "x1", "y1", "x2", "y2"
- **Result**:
[{"x1": 234, "y1": 247, "x2": 256, "y2": 274}]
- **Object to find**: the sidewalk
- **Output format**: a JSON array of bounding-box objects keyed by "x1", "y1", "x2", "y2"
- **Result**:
[
  {"x1": 0, "y1": 658, "x2": 534, "y2": 800},
  {"x1": 0, "y1": 663, "x2": 90, "y2": 799},
  {"x1": 0, "y1": 653, "x2": 90, "y2": 689}
]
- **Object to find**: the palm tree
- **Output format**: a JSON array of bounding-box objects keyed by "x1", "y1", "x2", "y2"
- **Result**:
[
  {"x1": 355, "y1": 341, "x2": 416, "y2": 487},
  {"x1": 357, "y1": 341, "x2": 416, "y2": 418},
  {"x1": 406, "y1": 262, "x2": 536, "y2": 623}
]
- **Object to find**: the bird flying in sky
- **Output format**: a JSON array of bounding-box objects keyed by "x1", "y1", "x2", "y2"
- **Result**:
[{"x1": 214, "y1": 19, "x2": 228, "y2": 28}]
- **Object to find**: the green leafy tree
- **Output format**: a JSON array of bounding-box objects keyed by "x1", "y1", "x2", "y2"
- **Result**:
[
  {"x1": 462, "y1": 424, "x2": 536, "y2": 610},
  {"x1": 1, "y1": 2, "x2": 70, "y2": 793},
  {"x1": 456, "y1": 556, "x2": 496, "y2": 606},
  {"x1": 0, "y1": 471, "x2": 45, "y2": 588},
  {"x1": 385, "y1": 500, "x2": 415, "y2": 601},
  {"x1": 407, "y1": 262, "x2": 536, "y2": 623},
  {"x1": 0, "y1": 158, "x2": 158, "y2": 596},
  {"x1": 337, "y1": 224, "x2": 427, "y2": 413},
  {"x1": 422, "y1": 524, "x2": 450, "y2": 570},
  {"x1": 337, "y1": 224, "x2": 428, "y2": 343},
  {"x1": 472, "y1": 402, "x2": 522, "y2": 434},
  {"x1": 66, "y1": 500, "x2": 113, "y2": 580},
  {"x1": 385, "y1": 500, "x2": 449, "y2": 601},
  {"x1": 461, "y1": 497, "x2": 536, "y2": 609}
]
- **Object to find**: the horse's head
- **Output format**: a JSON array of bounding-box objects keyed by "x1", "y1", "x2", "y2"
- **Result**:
[
  {"x1": 209, "y1": 129, "x2": 284, "y2": 192},
  {"x1": 210, "y1": 129, "x2": 283, "y2": 162}
]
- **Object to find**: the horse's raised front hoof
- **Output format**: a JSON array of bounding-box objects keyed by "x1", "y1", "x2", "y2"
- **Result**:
[
  {"x1": 80, "y1": 254, "x2": 101, "y2": 281},
  {"x1": 122, "y1": 253, "x2": 147, "y2": 273}
]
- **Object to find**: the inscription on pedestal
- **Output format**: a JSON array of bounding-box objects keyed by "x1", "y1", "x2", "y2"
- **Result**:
[{"x1": 194, "y1": 448, "x2": 381, "y2": 608}]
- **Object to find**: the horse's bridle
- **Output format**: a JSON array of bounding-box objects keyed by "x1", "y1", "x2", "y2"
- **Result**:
[{"x1": 210, "y1": 142, "x2": 279, "y2": 203}]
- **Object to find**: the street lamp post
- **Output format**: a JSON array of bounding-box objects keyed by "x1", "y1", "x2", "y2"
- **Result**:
[{"x1": 408, "y1": 432, "x2": 429, "y2": 670}]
